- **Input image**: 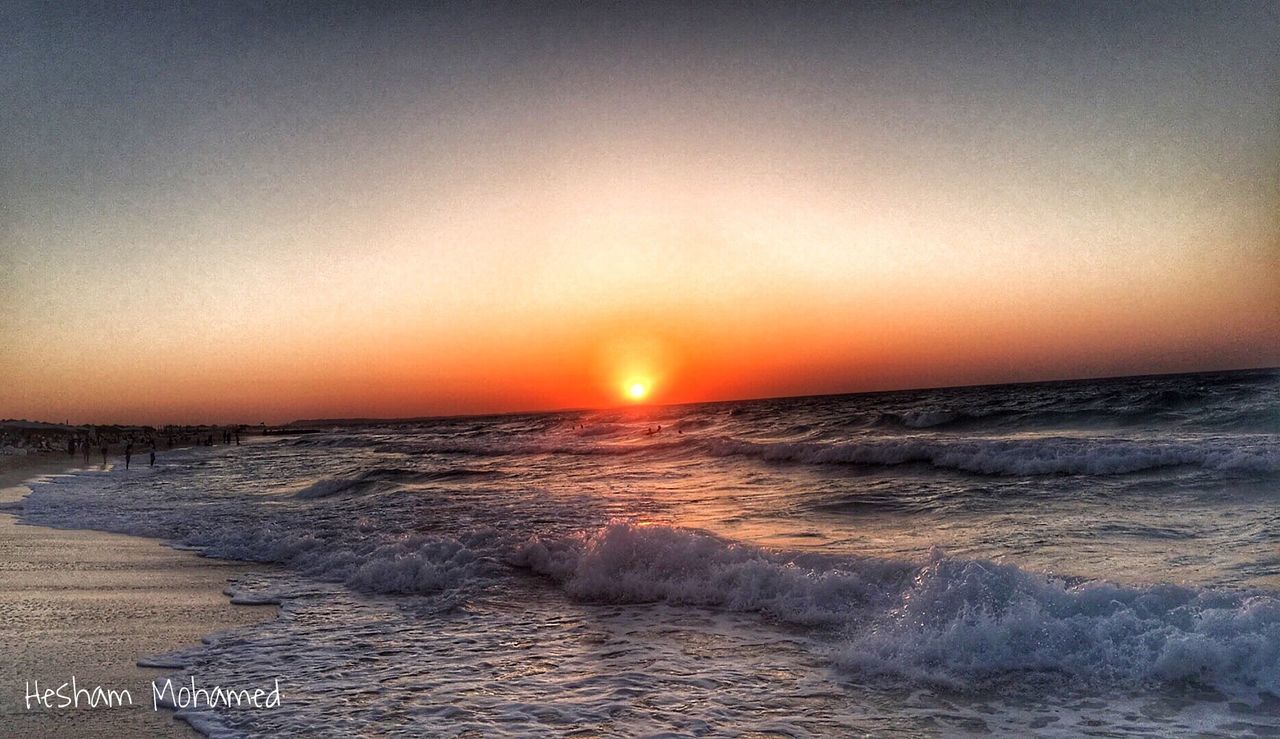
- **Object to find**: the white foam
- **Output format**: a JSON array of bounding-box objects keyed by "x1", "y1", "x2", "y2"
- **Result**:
[{"x1": 514, "y1": 523, "x2": 1280, "y2": 694}]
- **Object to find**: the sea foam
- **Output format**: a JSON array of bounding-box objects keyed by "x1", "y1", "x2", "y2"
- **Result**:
[{"x1": 514, "y1": 522, "x2": 1280, "y2": 694}]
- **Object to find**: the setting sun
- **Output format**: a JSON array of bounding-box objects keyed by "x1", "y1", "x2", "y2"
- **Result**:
[{"x1": 626, "y1": 381, "x2": 650, "y2": 401}]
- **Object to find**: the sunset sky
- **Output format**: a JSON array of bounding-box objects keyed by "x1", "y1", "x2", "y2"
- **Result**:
[{"x1": 2, "y1": 2, "x2": 1278, "y2": 424}]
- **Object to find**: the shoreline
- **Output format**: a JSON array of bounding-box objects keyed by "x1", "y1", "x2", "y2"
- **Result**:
[{"x1": 0, "y1": 453, "x2": 278, "y2": 738}]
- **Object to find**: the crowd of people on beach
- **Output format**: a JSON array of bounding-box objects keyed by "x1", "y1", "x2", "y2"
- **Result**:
[{"x1": 1, "y1": 421, "x2": 251, "y2": 470}]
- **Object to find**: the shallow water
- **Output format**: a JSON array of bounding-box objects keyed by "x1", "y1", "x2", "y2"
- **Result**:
[{"x1": 12, "y1": 368, "x2": 1280, "y2": 736}]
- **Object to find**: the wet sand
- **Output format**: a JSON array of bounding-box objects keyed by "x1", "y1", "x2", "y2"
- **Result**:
[{"x1": 0, "y1": 454, "x2": 276, "y2": 737}]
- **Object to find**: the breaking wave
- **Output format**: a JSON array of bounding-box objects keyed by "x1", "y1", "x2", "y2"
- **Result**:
[{"x1": 513, "y1": 523, "x2": 1280, "y2": 694}]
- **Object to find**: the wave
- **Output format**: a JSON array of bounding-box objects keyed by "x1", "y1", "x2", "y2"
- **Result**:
[
  {"x1": 875, "y1": 409, "x2": 963, "y2": 429},
  {"x1": 872, "y1": 405, "x2": 1279, "y2": 433},
  {"x1": 194, "y1": 524, "x2": 499, "y2": 597},
  {"x1": 18, "y1": 459, "x2": 1280, "y2": 697},
  {"x1": 292, "y1": 467, "x2": 499, "y2": 499},
  {"x1": 512, "y1": 523, "x2": 912, "y2": 625},
  {"x1": 864, "y1": 372, "x2": 1279, "y2": 434},
  {"x1": 368, "y1": 437, "x2": 698, "y2": 459},
  {"x1": 19, "y1": 487, "x2": 497, "y2": 600},
  {"x1": 836, "y1": 555, "x2": 1280, "y2": 692},
  {"x1": 512, "y1": 523, "x2": 1280, "y2": 694},
  {"x1": 288, "y1": 435, "x2": 372, "y2": 448},
  {"x1": 293, "y1": 468, "x2": 409, "y2": 498},
  {"x1": 286, "y1": 429, "x2": 1279, "y2": 480},
  {"x1": 570, "y1": 423, "x2": 632, "y2": 437},
  {"x1": 706, "y1": 435, "x2": 1280, "y2": 476}
]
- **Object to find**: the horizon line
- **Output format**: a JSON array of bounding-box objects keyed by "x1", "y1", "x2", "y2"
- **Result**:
[
  {"x1": 4, "y1": 363, "x2": 1275, "y2": 431},
  {"x1": 283, "y1": 362, "x2": 1278, "y2": 427}
]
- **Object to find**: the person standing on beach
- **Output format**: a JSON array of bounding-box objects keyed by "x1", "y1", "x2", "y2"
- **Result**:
[
  {"x1": 82, "y1": 436, "x2": 91, "y2": 463},
  {"x1": 124, "y1": 442, "x2": 132, "y2": 470},
  {"x1": 100, "y1": 443, "x2": 108, "y2": 466},
  {"x1": 149, "y1": 445, "x2": 156, "y2": 467}
]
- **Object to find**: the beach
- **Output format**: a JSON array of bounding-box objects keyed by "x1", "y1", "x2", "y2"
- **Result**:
[{"x1": 0, "y1": 454, "x2": 276, "y2": 738}]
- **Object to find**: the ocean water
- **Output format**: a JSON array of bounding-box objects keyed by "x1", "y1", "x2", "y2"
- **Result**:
[{"x1": 10, "y1": 368, "x2": 1280, "y2": 736}]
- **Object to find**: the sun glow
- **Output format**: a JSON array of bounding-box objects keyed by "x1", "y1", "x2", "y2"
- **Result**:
[{"x1": 625, "y1": 381, "x2": 650, "y2": 401}]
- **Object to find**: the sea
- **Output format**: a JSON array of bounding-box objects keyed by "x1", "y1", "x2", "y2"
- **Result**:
[{"x1": 9, "y1": 368, "x2": 1280, "y2": 736}]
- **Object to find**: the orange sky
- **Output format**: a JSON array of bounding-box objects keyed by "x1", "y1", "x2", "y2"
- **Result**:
[{"x1": 2, "y1": 3, "x2": 1278, "y2": 424}]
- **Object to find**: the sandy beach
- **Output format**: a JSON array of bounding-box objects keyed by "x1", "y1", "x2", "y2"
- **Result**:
[{"x1": 0, "y1": 454, "x2": 276, "y2": 738}]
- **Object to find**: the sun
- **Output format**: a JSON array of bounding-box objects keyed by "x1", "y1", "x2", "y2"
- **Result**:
[{"x1": 625, "y1": 381, "x2": 650, "y2": 401}]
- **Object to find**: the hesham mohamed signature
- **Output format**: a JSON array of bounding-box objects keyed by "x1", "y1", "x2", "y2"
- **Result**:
[{"x1": 24, "y1": 676, "x2": 282, "y2": 710}]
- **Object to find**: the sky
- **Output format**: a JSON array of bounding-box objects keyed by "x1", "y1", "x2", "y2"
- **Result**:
[{"x1": 2, "y1": 1, "x2": 1277, "y2": 424}]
